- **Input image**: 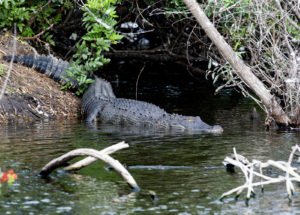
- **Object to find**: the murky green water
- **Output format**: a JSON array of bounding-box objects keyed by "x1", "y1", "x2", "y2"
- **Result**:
[
  {"x1": 1, "y1": 95, "x2": 300, "y2": 214},
  {"x1": 0, "y1": 62, "x2": 299, "y2": 214}
]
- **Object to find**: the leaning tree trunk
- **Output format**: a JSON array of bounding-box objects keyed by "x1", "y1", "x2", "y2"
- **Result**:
[{"x1": 182, "y1": 0, "x2": 291, "y2": 127}]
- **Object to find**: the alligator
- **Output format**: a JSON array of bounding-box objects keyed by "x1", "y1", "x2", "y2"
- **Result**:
[{"x1": 3, "y1": 54, "x2": 223, "y2": 133}]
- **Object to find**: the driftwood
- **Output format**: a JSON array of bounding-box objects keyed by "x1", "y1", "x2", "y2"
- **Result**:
[
  {"x1": 64, "y1": 141, "x2": 129, "y2": 171},
  {"x1": 221, "y1": 145, "x2": 300, "y2": 203},
  {"x1": 40, "y1": 142, "x2": 140, "y2": 191}
]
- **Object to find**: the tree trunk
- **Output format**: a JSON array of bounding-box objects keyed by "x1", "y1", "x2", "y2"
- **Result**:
[{"x1": 182, "y1": 0, "x2": 290, "y2": 127}]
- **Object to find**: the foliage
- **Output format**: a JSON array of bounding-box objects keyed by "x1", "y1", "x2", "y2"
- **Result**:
[
  {"x1": 64, "y1": 0, "x2": 123, "y2": 95},
  {"x1": 0, "y1": 0, "x2": 33, "y2": 35},
  {"x1": 0, "y1": 0, "x2": 70, "y2": 45},
  {"x1": 0, "y1": 64, "x2": 7, "y2": 77},
  {"x1": 164, "y1": 0, "x2": 188, "y2": 18},
  {"x1": 0, "y1": 0, "x2": 122, "y2": 95},
  {"x1": 206, "y1": 60, "x2": 234, "y2": 86}
]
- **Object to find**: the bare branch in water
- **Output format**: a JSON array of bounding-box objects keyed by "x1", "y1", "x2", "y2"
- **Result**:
[
  {"x1": 221, "y1": 145, "x2": 300, "y2": 202},
  {"x1": 64, "y1": 141, "x2": 129, "y2": 171},
  {"x1": 40, "y1": 142, "x2": 139, "y2": 191}
]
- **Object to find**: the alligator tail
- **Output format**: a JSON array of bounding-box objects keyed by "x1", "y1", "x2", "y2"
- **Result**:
[
  {"x1": 3, "y1": 54, "x2": 78, "y2": 88},
  {"x1": 82, "y1": 77, "x2": 115, "y2": 122}
]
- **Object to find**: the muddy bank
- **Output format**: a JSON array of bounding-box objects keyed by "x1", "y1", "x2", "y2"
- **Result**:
[{"x1": 0, "y1": 34, "x2": 80, "y2": 123}]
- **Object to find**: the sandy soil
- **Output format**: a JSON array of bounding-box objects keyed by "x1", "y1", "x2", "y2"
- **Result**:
[{"x1": 0, "y1": 33, "x2": 81, "y2": 123}]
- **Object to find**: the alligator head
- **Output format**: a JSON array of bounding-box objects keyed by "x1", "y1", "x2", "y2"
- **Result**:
[{"x1": 169, "y1": 115, "x2": 223, "y2": 134}]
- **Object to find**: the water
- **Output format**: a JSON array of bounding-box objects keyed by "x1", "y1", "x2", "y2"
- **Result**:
[
  {"x1": 1, "y1": 66, "x2": 300, "y2": 214},
  {"x1": 1, "y1": 97, "x2": 300, "y2": 214}
]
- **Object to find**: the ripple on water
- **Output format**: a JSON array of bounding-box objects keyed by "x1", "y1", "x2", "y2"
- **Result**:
[
  {"x1": 23, "y1": 200, "x2": 40, "y2": 205},
  {"x1": 56, "y1": 207, "x2": 72, "y2": 213}
]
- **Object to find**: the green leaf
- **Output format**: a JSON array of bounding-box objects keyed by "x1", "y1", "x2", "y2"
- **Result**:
[
  {"x1": 17, "y1": 23, "x2": 24, "y2": 32},
  {"x1": 63, "y1": 0, "x2": 122, "y2": 95}
]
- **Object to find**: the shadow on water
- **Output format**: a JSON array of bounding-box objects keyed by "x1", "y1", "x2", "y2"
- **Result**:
[{"x1": 1, "y1": 65, "x2": 300, "y2": 214}]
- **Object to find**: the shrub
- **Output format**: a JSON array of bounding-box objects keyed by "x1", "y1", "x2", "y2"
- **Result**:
[{"x1": 64, "y1": 0, "x2": 123, "y2": 95}]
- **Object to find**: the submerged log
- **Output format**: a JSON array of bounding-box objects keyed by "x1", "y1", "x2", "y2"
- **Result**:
[{"x1": 40, "y1": 142, "x2": 139, "y2": 191}]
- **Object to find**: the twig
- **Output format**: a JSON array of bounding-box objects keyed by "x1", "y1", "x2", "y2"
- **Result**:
[
  {"x1": 0, "y1": 23, "x2": 17, "y2": 101},
  {"x1": 135, "y1": 64, "x2": 145, "y2": 100},
  {"x1": 78, "y1": 0, "x2": 111, "y2": 29},
  {"x1": 220, "y1": 177, "x2": 285, "y2": 200},
  {"x1": 203, "y1": 0, "x2": 300, "y2": 125},
  {"x1": 135, "y1": 0, "x2": 154, "y2": 27},
  {"x1": 283, "y1": 0, "x2": 300, "y2": 22},
  {"x1": 221, "y1": 145, "x2": 300, "y2": 202},
  {"x1": 22, "y1": 22, "x2": 55, "y2": 40},
  {"x1": 276, "y1": 0, "x2": 300, "y2": 31}
]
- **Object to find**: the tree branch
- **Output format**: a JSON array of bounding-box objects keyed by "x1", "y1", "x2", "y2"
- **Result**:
[
  {"x1": 40, "y1": 143, "x2": 139, "y2": 191},
  {"x1": 182, "y1": 0, "x2": 290, "y2": 126},
  {"x1": 64, "y1": 141, "x2": 129, "y2": 171}
]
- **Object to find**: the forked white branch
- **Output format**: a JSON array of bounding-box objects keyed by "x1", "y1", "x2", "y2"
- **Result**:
[
  {"x1": 40, "y1": 141, "x2": 140, "y2": 191},
  {"x1": 221, "y1": 145, "x2": 300, "y2": 202}
]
